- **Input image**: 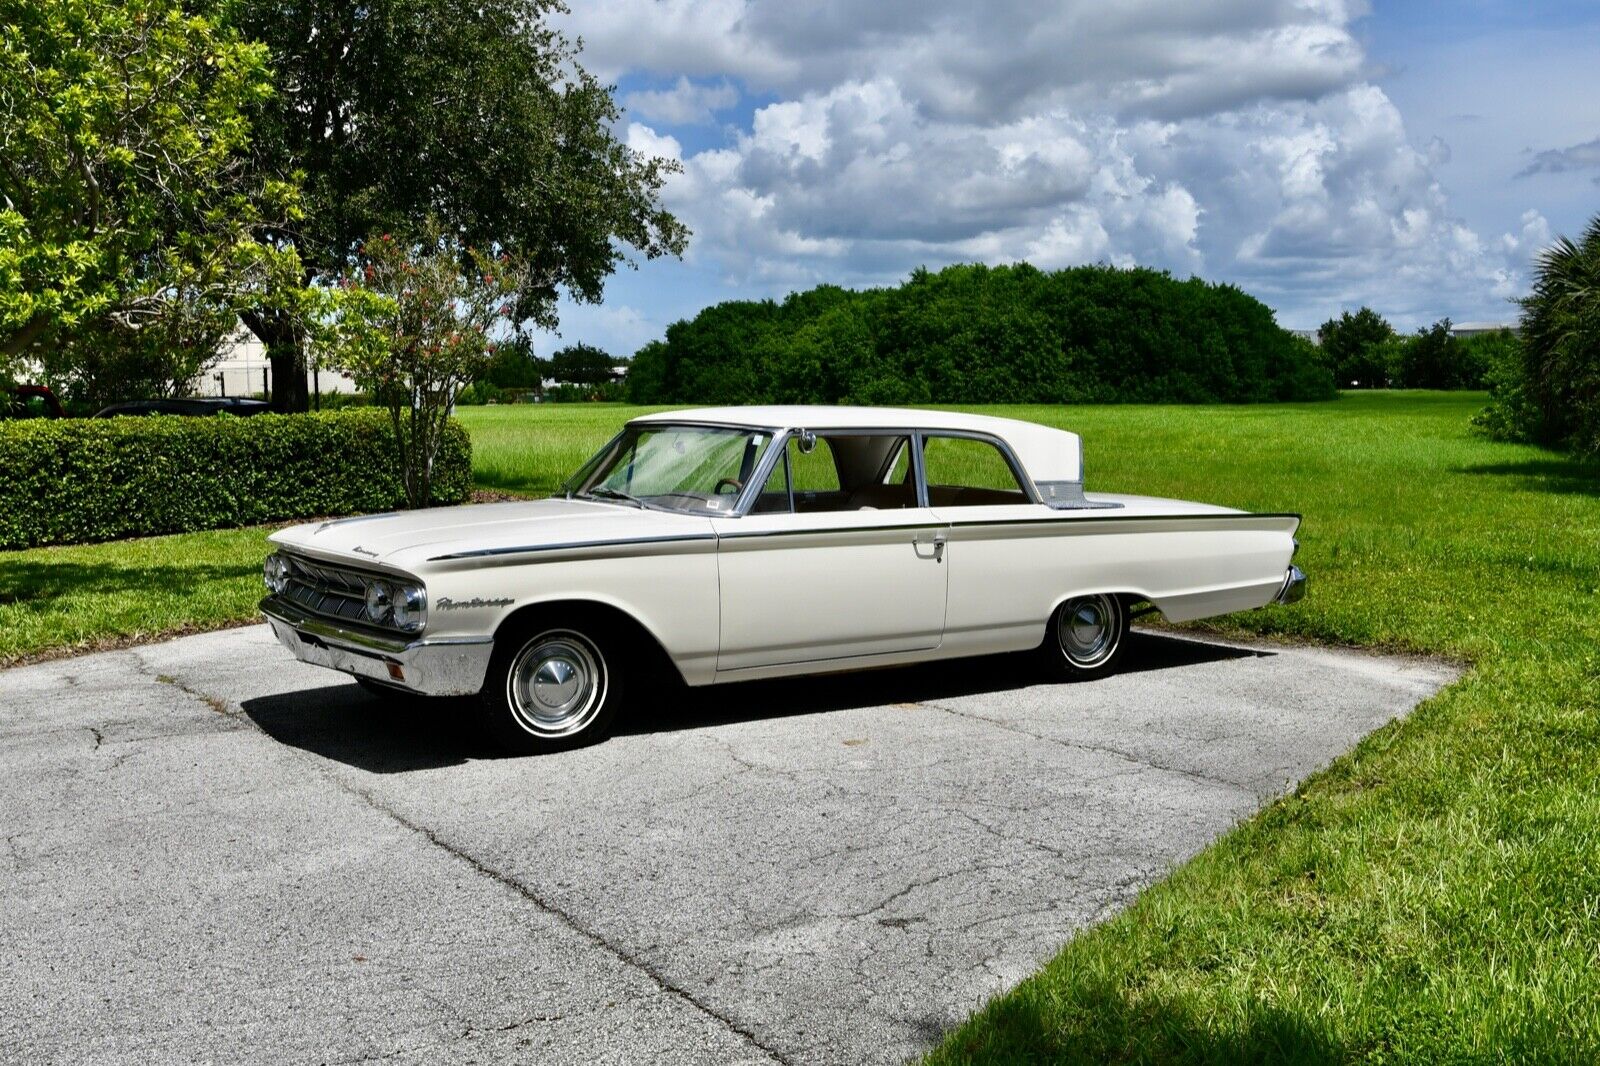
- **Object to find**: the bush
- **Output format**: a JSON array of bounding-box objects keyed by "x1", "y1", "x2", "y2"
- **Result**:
[
  {"x1": 1477, "y1": 215, "x2": 1600, "y2": 456},
  {"x1": 0, "y1": 409, "x2": 471, "y2": 549},
  {"x1": 627, "y1": 263, "x2": 1336, "y2": 405}
]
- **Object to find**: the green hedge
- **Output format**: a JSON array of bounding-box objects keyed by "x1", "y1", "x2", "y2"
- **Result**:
[{"x1": 0, "y1": 410, "x2": 471, "y2": 549}]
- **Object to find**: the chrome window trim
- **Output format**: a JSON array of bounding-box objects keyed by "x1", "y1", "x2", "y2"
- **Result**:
[
  {"x1": 734, "y1": 426, "x2": 932, "y2": 516},
  {"x1": 917, "y1": 429, "x2": 1042, "y2": 505},
  {"x1": 716, "y1": 520, "x2": 948, "y2": 541}
]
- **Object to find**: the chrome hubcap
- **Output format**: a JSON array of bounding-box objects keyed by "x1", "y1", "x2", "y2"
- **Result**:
[
  {"x1": 1057, "y1": 594, "x2": 1121, "y2": 668},
  {"x1": 507, "y1": 631, "x2": 605, "y2": 737}
]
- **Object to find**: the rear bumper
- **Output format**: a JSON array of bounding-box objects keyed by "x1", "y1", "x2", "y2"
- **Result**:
[
  {"x1": 260, "y1": 595, "x2": 493, "y2": 696},
  {"x1": 1274, "y1": 565, "x2": 1308, "y2": 605}
]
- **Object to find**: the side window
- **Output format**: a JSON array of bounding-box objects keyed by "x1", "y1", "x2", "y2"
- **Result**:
[
  {"x1": 788, "y1": 437, "x2": 841, "y2": 494},
  {"x1": 921, "y1": 436, "x2": 1030, "y2": 507},
  {"x1": 753, "y1": 434, "x2": 918, "y2": 513}
]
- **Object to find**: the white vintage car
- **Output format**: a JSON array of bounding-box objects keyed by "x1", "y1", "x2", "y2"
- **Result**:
[{"x1": 261, "y1": 406, "x2": 1305, "y2": 752}]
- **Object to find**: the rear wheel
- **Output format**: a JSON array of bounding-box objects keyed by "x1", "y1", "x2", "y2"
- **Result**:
[
  {"x1": 480, "y1": 624, "x2": 622, "y2": 754},
  {"x1": 1039, "y1": 594, "x2": 1129, "y2": 679}
]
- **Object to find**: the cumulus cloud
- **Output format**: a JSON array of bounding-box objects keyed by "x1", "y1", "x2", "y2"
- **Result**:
[
  {"x1": 566, "y1": 0, "x2": 1545, "y2": 330},
  {"x1": 621, "y1": 76, "x2": 739, "y2": 126}
]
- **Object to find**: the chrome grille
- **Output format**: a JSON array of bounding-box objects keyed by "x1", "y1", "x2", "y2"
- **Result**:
[{"x1": 281, "y1": 555, "x2": 372, "y2": 625}]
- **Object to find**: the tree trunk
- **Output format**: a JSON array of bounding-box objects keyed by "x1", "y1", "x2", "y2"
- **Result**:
[{"x1": 241, "y1": 308, "x2": 310, "y2": 413}]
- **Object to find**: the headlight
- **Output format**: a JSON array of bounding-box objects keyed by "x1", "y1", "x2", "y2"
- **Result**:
[
  {"x1": 364, "y1": 580, "x2": 393, "y2": 623},
  {"x1": 263, "y1": 553, "x2": 289, "y2": 593},
  {"x1": 391, "y1": 584, "x2": 426, "y2": 632}
]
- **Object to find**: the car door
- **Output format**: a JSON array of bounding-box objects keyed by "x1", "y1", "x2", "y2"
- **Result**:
[
  {"x1": 920, "y1": 432, "x2": 1057, "y2": 656},
  {"x1": 712, "y1": 432, "x2": 948, "y2": 672}
]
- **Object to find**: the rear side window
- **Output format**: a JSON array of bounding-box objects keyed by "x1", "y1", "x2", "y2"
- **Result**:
[{"x1": 921, "y1": 436, "x2": 1030, "y2": 507}]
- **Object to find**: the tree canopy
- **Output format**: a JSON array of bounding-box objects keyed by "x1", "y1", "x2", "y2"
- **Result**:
[
  {"x1": 1317, "y1": 307, "x2": 1395, "y2": 388},
  {"x1": 0, "y1": 0, "x2": 300, "y2": 371},
  {"x1": 1486, "y1": 214, "x2": 1600, "y2": 455},
  {"x1": 231, "y1": 0, "x2": 688, "y2": 409},
  {"x1": 627, "y1": 263, "x2": 1336, "y2": 406}
]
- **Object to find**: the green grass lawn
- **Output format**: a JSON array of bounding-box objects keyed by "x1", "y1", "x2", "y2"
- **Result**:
[
  {"x1": 453, "y1": 401, "x2": 679, "y2": 495},
  {"x1": 925, "y1": 393, "x2": 1600, "y2": 1062},
  {"x1": 3, "y1": 394, "x2": 1599, "y2": 1060},
  {"x1": 0, "y1": 524, "x2": 275, "y2": 665}
]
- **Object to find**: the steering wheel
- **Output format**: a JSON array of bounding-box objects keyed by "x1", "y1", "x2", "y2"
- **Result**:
[{"x1": 713, "y1": 477, "x2": 743, "y2": 495}]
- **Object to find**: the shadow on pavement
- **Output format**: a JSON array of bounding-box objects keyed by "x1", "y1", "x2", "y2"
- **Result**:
[{"x1": 241, "y1": 630, "x2": 1268, "y2": 774}]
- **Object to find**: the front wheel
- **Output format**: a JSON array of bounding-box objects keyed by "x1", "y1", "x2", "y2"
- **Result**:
[
  {"x1": 480, "y1": 625, "x2": 623, "y2": 754},
  {"x1": 1039, "y1": 594, "x2": 1129, "y2": 680}
]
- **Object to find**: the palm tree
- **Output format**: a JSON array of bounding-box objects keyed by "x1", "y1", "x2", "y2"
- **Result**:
[{"x1": 1519, "y1": 214, "x2": 1600, "y2": 455}]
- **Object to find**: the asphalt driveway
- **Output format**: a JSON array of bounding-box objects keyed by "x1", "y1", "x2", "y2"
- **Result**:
[{"x1": 0, "y1": 625, "x2": 1457, "y2": 1065}]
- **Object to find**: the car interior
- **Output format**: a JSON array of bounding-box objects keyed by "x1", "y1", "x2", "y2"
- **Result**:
[{"x1": 750, "y1": 432, "x2": 1031, "y2": 513}]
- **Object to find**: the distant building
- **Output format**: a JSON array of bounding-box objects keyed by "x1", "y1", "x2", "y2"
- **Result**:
[
  {"x1": 1448, "y1": 322, "x2": 1519, "y2": 338},
  {"x1": 195, "y1": 324, "x2": 359, "y2": 399}
]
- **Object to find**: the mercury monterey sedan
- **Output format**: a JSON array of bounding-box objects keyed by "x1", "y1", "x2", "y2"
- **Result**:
[{"x1": 261, "y1": 407, "x2": 1305, "y2": 752}]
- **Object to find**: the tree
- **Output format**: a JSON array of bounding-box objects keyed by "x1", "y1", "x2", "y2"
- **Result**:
[
  {"x1": 480, "y1": 333, "x2": 546, "y2": 391},
  {"x1": 0, "y1": 0, "x2": 302, "y2": 373},
  {"x1": 1390, "y1": 319, "x2": 1460, "y2": 389},
  {"x1": 325, "y1": 224, "x2": 524, "y2": 507},
  {"x1": 628, "y1": 263, "x2": 1335, "y2": 405},
  {"x1": 1317, "y1": 307, "x2": 1395, "y2": 388},
  {"x1": 231, "y1": 0, "x2": 688, "y2": 411},
  {"x1": 35, "y1": 275, "x2": 239, "y2": 410},
  {"x1": 547, "y1": 343, "x2": 618, "y2": 387},
  {"x1": 1513, "y1": 215, "x2": 1600, "y2": 454}
]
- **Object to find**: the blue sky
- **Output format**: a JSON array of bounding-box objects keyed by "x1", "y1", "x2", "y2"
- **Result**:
[{"x1": 535, "y1": 1, "x2": 1600, "y2": 357}]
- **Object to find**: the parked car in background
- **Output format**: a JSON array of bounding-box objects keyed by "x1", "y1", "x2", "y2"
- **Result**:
[
  {"x1": 261, "y1": 406, "x2": 1307, "y2": 754},
  {"x1": 2, "y1": 385, "x2": 66, "y2": 419},
  {"x1": 94, "y1": 397, "x2": 270, "y2": 418}
]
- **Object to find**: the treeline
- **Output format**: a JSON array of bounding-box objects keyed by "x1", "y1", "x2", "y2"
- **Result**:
[
  {"x1": 1318, "y1": 308, "x2": 1516, "y2": 390},
  {"x1": 627, "y1": 263, "x2": 1336, "y2": 405}
]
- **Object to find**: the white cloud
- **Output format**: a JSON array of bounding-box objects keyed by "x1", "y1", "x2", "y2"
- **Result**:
[
  {"x1": 561, "y1": 0, "x2": 1547, "y2": 331},
  {"x1": 621, "y1": 76, "x2": 739, "y2": 126}
]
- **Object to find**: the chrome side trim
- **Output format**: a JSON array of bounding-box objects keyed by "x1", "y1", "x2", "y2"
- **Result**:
[
  {"x1": 428, "y1": 532, "x2": 716, "y2": 562},
  {"x1": 949, "y1": 511, "x2": 1302, "y2": 529}
]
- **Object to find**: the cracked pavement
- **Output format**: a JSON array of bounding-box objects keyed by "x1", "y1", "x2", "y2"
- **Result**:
[{"x1": 0, "y1": 625, "x2": 1458, "y2": 1065}]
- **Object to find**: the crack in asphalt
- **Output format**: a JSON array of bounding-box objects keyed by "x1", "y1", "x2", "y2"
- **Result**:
[
  {"x1": 335, "y1": 781, "x2": 794, "y2": 1066},
  {"x1": 917, "y1": 698, "x2": 1258, "y2": 797},
  {"x1": 93, "y1": 659, "x2": 792, "y2": 1063}
]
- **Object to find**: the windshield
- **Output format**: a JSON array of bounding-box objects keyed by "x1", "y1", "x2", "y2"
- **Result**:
[{"x1": 563, "y1": 424, "x2": 776, "y2": 515}]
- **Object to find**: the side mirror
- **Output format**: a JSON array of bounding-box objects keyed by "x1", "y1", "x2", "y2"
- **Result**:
[{"x1": 797, "y1": 429, "x2": 817, "y2": 454}]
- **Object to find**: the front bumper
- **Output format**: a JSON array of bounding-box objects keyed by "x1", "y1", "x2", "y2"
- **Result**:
[
  {"x1": 260, "y1": 595, "x2": 493, "y2": 696},
  {"x1": 1274, "y1": 565, "x2": 1308, "y2": 605}
]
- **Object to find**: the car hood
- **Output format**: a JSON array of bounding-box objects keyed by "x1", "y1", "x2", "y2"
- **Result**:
[{"x1": 269, "y1": 498, "x2": 716, "y2": 574}]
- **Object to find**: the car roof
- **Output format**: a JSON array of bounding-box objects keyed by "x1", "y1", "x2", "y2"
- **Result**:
[{"x1": 630, "y1": 405, "x2": 1084, "y2": 484}]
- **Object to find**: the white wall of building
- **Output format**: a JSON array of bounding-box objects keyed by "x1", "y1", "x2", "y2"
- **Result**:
[{"x1": 194, "y1": 324, "x2": 359, "y2": 399}]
